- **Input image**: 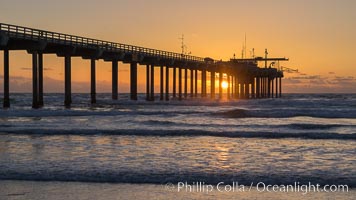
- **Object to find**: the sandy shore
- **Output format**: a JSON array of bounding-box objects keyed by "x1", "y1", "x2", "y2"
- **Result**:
[{"x1": 0, "y1": 180, "x2": 354, "y2": 200}]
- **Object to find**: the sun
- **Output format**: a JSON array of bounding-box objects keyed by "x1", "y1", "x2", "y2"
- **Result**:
[{"x1": 221, "y1": 81, "x2": 229, "y2": 89}]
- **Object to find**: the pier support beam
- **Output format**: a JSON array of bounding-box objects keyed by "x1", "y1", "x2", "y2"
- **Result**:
[
  {"x1": 150, "y1": 64, "x2": 154, "y2": 101},
  {"x1": 64, "y1": 55, "x2": 72, "y2": 107},
  {"x1": 201, "y1": 69, "x2": 207, "y2": 97},
  {"x1": 256, "y1": 77, "x2": 260, "y2": 98},
  {"x1": 231, "y1": 76, "x2": 234, "y2": 99},
  {"x1": 219, "y1": 72, "x2": 223, "y2": 99},
  {"x1": 130, "y1": 62, "x2": 138, "y2": 100},
  {"x1": 261, "y1": 77, "x2": 264, "y2": 98},
  {"x1": 275, "y1": 77, "x2": 278, "y2": 98},
  {"x1": 245, "y1": 83, "x2": 250, "y2": 99},
  {"x1": 227, "y1": 75, "x2": 231, "y2": 99},
  {"x1": 211, "y1": 71, "x2": 215, "y2": 99},
  {"x1": 178, "y1": 68, "x2": 182, "y2": 100},
  {"x1": 268, "y1": 78, "x2": 271, "y2": 98},
  {"x1": 194, "y1": 69, "x2": 198, "y2": 97},
  {"x1": 184, "y1": 68, "x2": 188, "y2": 98},
  {"x1": 32, "y1": 52, "x2": 39, "y2": 109},
  {"x1": 38, "y1": 53, "x2": 44, "y2": 107},
  {"x1": 165, "y1": 66, "x2": 169, "y2": 101},
  {"x1": 160, "y1": 65, "x2": 164, "y2": 101},
  {"x1": 190, "y1": 69, "x2": 193, "y2": 98},
  {"x1": 251, "y1": 78, "x2": 255, "y2": 99},
  {"x1": 90, "y1": 59, "x2": 96, "y2": 104},
  {"x1": 271, "y1": 78, "x2": 274, "y2": 98},
  {"x1": 260, "y1": 77, "x2": 263, "y2": 98},
  {"x1": 173, "y1": 67, "x2": 176, "y2": 98},
  {"x1": 3, "y1": 49, "x2": 10, "y2": 108},
  {"x1": 266, "y1": 78, "x2": 268, "y2": 97},
  {"x1": 234, "y1": 78, "x2": 239, "y2": 99},
  {"x1": 279, "y1": 77, "x2": 282, "y2": 98},
  {"x1": 146, "y1": 65, "x2": 150, "y2": 101},
  {"x1": 240, "y1": 83, "x2": 245, "y2": 99},
  {"x1": 112, "y1": 61, "x2": 118, "y2": 100}
]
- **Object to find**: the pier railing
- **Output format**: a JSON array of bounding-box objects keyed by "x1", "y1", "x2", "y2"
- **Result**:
[{"x1": 0, "y1": 23, "x2": 206, "y2": 63}]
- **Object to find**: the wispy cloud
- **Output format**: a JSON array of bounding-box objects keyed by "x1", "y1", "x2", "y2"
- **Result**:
[
  {"x1": 284, "y1": 74, "x2": 356, "y2": 93},
  {"x1": 21, "y1": 67, "x2": 32, "y2": 71}
]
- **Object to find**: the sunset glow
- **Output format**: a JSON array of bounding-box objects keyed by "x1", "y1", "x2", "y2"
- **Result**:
[
  {"x1": 0, "y1": 0, "x2": 355, "y2": 93},
  {"x1": 221, "y1": 81, "x2": 229, "y2": 89},
  {"x1": 1, "y1": 1, "x2": 355, "y2": 199}
]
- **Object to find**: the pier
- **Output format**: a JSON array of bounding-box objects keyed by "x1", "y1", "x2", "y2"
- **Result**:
[{"x1": 0, "y1": 23, "x2": 287, "y2": 108}]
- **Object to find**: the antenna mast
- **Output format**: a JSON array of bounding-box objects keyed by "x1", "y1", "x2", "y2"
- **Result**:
[
  {"x1": 265, "y1": 48, "x2": 268, "y2": 68},
  {"x1": 179, "y1": 34, "x2": 185, "y2": 56},
  {"x1": 244, "y1": 33, "x2": 247, "y2": 58}
]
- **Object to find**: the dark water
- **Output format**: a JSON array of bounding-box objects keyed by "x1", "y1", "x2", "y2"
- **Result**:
[{"x1": 0, "y1": 93, "x2": 355, "y2": 187}]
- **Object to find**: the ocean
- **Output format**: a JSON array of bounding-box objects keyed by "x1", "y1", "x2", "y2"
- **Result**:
[{"x1": 0, "y1": 93, "x2": 355, "y2": 199}]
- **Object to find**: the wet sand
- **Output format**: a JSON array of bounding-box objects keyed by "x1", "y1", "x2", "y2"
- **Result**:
[{"x1": 0, "y1": 180, "x2": 354, "y2": 200}]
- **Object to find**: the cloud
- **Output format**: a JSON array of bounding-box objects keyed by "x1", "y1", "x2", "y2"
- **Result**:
[
  {"x1": 283, "y1": 74, "x2": 356, "y2": 93},
  {"x1": 284, "y1": 78, "x2": 302, "y2": 84},
  {"x1": 291, "y1": 75, "x2": 321, "y2": 80},
  {"x1": 21, "y1": 67, "x2": 32, "y2": 71}
]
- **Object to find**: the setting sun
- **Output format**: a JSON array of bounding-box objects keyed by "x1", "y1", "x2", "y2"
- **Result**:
[{"x1": 221, "y1": 81, "x2": 229, "y2": 89}]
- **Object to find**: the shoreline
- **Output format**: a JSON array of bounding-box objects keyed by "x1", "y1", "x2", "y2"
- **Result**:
[{"x1": 1, "y1": 180, "x2": 355, "y2": 200}]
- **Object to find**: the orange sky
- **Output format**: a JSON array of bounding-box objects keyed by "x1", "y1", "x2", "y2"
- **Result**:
[{"x1": 1, "y1": 0, "x2": 355, "y2": 93}]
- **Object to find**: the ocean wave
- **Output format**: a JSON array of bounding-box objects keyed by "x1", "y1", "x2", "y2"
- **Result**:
[
  {"x1": 289, "y1": 123, "x2": 349, "y2": 130},
  {"x1": 1, "y1": 129, "x2": 355, "y2": 140},
  {"x1": 214, "y1": 108, "x2": 356, "y2": 119},
  {"x1": 0, "y1": 170, "x2": 354, "y2": 188},
  {"x1": 140, "y1": 120, "x2": 355, "y2": 130},
  {"x1": 1, "y1": 107, "x2": 355, "y2": 119}
]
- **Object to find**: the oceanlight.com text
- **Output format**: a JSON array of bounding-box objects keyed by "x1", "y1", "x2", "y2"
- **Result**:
[{"x1": 164, "y1": 182, "x2": 349, "y2": 195}]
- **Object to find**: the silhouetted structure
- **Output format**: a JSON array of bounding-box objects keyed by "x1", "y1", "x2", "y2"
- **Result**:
[{"x1": 0, "y1": 23, "x2": 286, "y2": 108}]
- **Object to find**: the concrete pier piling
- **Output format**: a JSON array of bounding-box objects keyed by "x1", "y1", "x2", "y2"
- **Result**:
[
  {"x1": 219, "y1": 72, "x2": 223, "y2": 99},
  {"x1": 3, "y1": 49, "x2": 10, "y2": 108},
  {"x1": 150, "y1": 64, "x2": 154, "y2": 101},
  {"x1": 184, "y1": 68, "x2": 188, "y2": 98},
  {"x1": 165, "y1": 66, "x2": 169, "y2": 101},
  {"x1": 173, "y1": 67, "x2": 176, "y2": 98},
  {"x1": 227, "y1": 75, "x2": 231, "y2": 99},
  {"x1": 178, "y1": 67, "x2": 182, "y2": 100},
  {"x1": 64, "y1": 55, "x2": 71, "y2": 108},
  {"x1": 194, "y1": 69, "x2": 198, "y2": 97},
  {"x1": 146, "y1": 65, "x2": 150, "y2": 101},
  {"x1": 211, "y1": 70, "x2": 215, "y2": 99},
  {"x1": 201, "y1": 69, "x2": 207, "y2": 98},
  {"x1": 112, "y1": 61, "x2": 118, "y2": 100},
  {"x1": 190, "y1": 69, "x2": 193, "y2": 98},
  {"x1": 160, "y1": 65, "x2": 164, "y2": 101},
  {"x1": 91, "y1": 59, "x2": 96, "y2": 104},
  {"x1": 38, "y1": 52, "x2": 44, "y2": 107},
  {"x1": 32, "y1": 52, "x2": 39, "y2": 109},
  {"x1": 130, "y1": 62, "x2": 137, "y2": 100}
]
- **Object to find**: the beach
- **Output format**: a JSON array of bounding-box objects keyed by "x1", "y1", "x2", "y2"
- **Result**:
[{"x1": 0, "y1": 93, "x2": 355, "y2": 199}]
